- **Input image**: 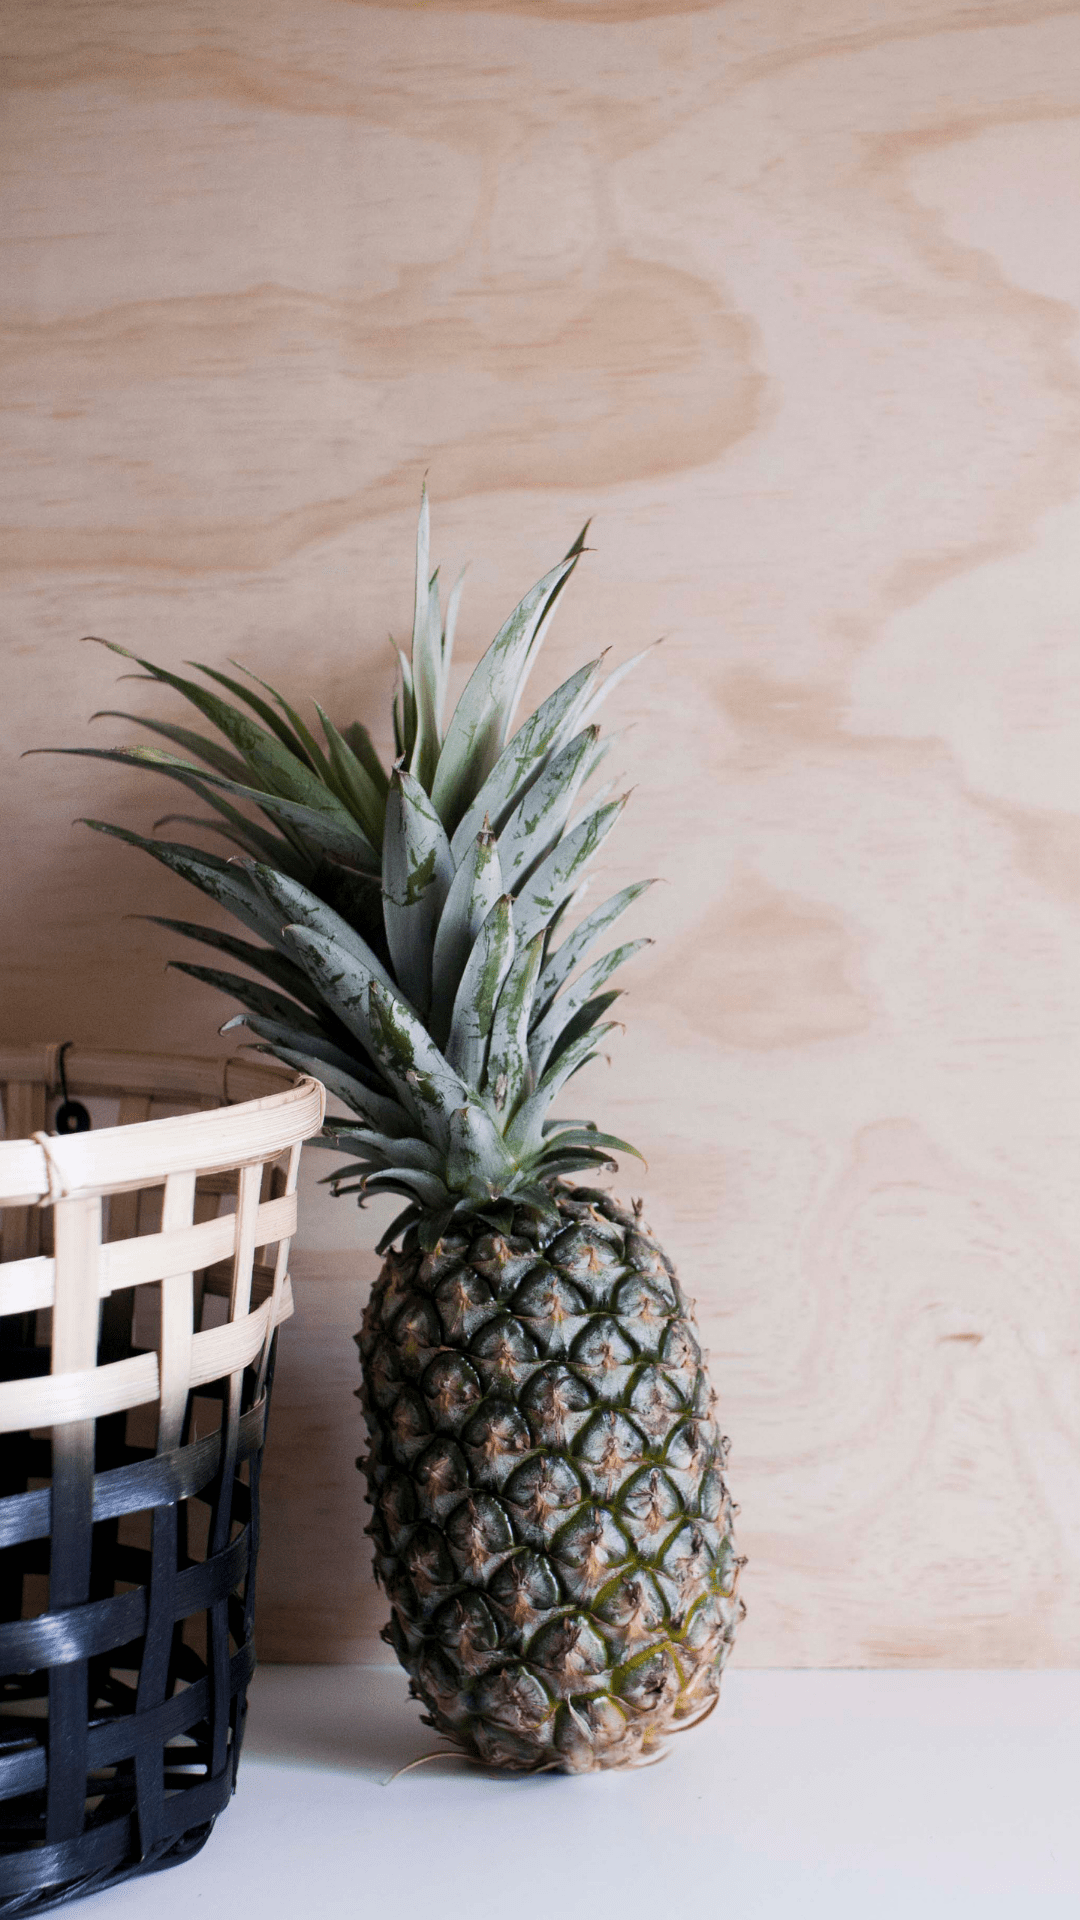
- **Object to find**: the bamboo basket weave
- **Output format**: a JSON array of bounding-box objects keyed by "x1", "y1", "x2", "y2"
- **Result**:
[{"x1": 0, "y1": 1049, "x2": 325, "y2": 1911}]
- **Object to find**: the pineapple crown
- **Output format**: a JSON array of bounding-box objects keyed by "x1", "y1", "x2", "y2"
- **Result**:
[{"x1": 42, "y1": 491, "x2": 657, "y2": 1249}]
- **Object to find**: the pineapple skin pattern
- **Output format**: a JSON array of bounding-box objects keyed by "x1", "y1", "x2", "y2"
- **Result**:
[
  {"x1": 361, "y1": 1189, "x2": 741, "y2": 1772},
  {"x1": 53, "y1": 491, "x2": 745, "y2": 1772}
]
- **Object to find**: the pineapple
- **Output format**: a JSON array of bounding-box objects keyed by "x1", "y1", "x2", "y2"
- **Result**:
[{"x1": 52, "y1": 493, "x2": 744, "y2": 1771}]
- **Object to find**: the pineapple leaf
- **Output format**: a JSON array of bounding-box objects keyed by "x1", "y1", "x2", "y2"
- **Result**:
[
  {"x1": 484, "y1": 929, "x2": 545, "y2": 1121},
  {"x1": 204, "y1": 781, "x2": 378, "y2": 869},
  {"x1": 430, "y1": 556, "x2": 577, "y2": 834},
  {"x1": 532, "y1": 881, "x2": 655, "y2": 1023},
  {"x1": 504, "y1": 1024, "x2": 617, "y2": 1159},
  {"x1": 242, "y1": 863, "x2": 400, "y2": 1000},
  {"x1": 352, "y1": 1168, "x2": 452, "y2": 1209},
  {"x1": 279, "y1": 925, "x2": 383, "y2": 1058},
  {"x1": 382, "y1": 768, "x2": 455, "y2": 1013},
  {"x1": 540, "y1": 1125, "x2": 643, "y2": 1163},
  {"x1": 440, "y1": 567, "x2": 467, "y2": 723},
  {"x1": 218, "y1": 1012, "x2": 372, "y2": 1080},
  {"x1": 343, "y1": 722, "x2": 389, "y2": 796},
  {"x1": 85, "y1": 639, "x2": 324, "y2": 801},
  {"x1": 408, "y1": 489, "x2": 440, "y2": 789},
  {"x1": 227, "y1": 661, "x2": 335, "y2": 783},
  {"x1": 446, "y1": 895, "x2": 515, "y2": 1087},
  {"x1": 136, "y1": 916, "x2": 325, "y2": 1011},
  {"x1": 89, "y1": 711, "x2": 249, "y2": 783},
  {"x1": 512, "y1": 797, "x2": 628, "y2": 949},
  {"x1": 391, "y1": 642, "x2": 416, "y2": 763},
  {"x1": 429, "y1": 828, "x2": 503, "y2": 1047},
  {"x1": 148, "y1": 808, "x2": 306, "y2": 875},
  {"x1": 80, "y1": 820, "x2": 293, "y2": 952},
  {"x1": 56, "y1": 736, "x2": 379, "y2": 872},
  {"x1": 543, "y1": 990, "x2": 621, "y2": 1070},
  {"x1": 449, "y1": 659, "x2": 602, "y2": 860},
  {"x1": 578, "y1": 638, "x2": 663, "y2": 730},
  {"x1": 365, "y1": 981, "x2": 473, "y2": 1147},
  {"x1": 376, "y1": 1203, "x2": 426, "y2": 1253},
  {"x1": 190, "y1": 660, "x2": 315, "y2": 768},
  {"x1": 504, "y1": 521, "x2": 590, "y2": 736},
  {"x1": 529, "y1": 938, "x2": 650, "y2": 1077},
  {"x1": 166, "y1": 961, "x2": 327, "y2": 1035},
  {"x1": 244, "y1": 1040, "x2": 405, "y2": 1134},
  {"x1": 320, "y1": 1129, "x2": 442, "y2": 1173},
  {"x1": 447, "y1": 1103, "x2": 517, "y2": 1199},
  {"x1": 535, "y1": 1149, "x2": 619, "y2": 1177},
  {"x1": 315, "y1": 704, "x2": 387, "y2": 848},
  {"x1": 496, "y1": 725, "x2": 599, "y2": 891}
]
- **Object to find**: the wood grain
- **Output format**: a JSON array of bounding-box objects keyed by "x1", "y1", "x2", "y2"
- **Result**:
[{"x1": 4, "y1": 0, "x2": 1080, "y2": 1665}]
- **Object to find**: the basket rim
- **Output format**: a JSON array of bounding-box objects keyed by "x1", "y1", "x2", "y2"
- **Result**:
[
  {"x1": 0, "y1": 1042, "x2": 294, "y2": 1106},
  {"x1": 0, "y1": 1074, "x2": 325, "y2": 1206}
]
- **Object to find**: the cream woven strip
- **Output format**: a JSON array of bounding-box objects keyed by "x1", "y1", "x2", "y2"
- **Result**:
[
  {"x1": 0, "y1": 1279, "x2": 294, "y2": 1435},
  {"x1": 0, "y1": 1193, "x2": 297, "y2": 1316},
  {"x1": 157, "y1": 1169, "x2": 197, "y2": 1452},
  {"x1": 230, "y1": 1163, "x2": 262, "y2": 1320},
  {"x1": 102, "y1": 1191, "x2": 295, "y2": 1292},
  {"x1": 258, "y1": 1141, "x2": 302, "y2": 1395},
  {"x1": 0, "y1": 1253, "x2": 52, "y2": 1315},
  {"x1": 27, "y1": 1077, "x2": 323, "y2": 1203},
  {"x1": 0, "y1": 1138, "x2": 50, "y2": 1205}
]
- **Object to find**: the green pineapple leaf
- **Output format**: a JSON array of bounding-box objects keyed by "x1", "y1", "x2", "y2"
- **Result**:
[
  {"x1": 512, "y1": 796, "x2": 628, "y2": 948},
  {"x1": 382, "y1": 768, "x2": 455, "y2": 1013},
  {"x1": 190, "y1": 660, "x2": 318, "y2": 769},
  {"x1": 242, "y1": 863, "x2": 400, "y2": 999},
  {"x1": 484, "y1": 929, "x2": 545, "y2": 1121},
  {"x1": 365, "y1": 980, "x2": 474, "y2": 1148},
  {"x1": 446, "y1": 895, "x2": 515, "y2": 1087},
  {"x1": 529, "y1": 938, "x2": 650, "y2": 1077},
  {"x1": 243, "y1": 1039, "x2": 405, "y2": 1133},
  {"x1": 429, "y1": 827, "x2": 503, "y2": 1046},
  {"x1": 496, "y1": 725, "x2": 599, "y2": 891},
  {"x1": 505, "y1": 1023, "x2": 618, "y2": 1160},
  {"x1": 430, "y1": 556, "x2": 578, "y2": 834},
  {"x1": 80, "y1": 820, "x2": 292, "y2": 951},
  {"x1": 447, "y1": 1103, "x2": 517, "y2": 1200},
  {"x1": 136, "y1": 916, "x2": 324, "y2": 1011},
  {"x1": 89, "y1": 710, "x2": 249, "y2": 783},
  {"x1": 314, "y1": 704, "x2": 387, "y2": 849},
  {"x1": 225, "y1": 660, "x2": 336, "y2": 785},
  {"x1": 532, "y1": 880, "x2": 655, "y2": 1024},
  {"x1": 342, "y1": 721, "x2": 388, "y2": 796},
  {"x1": 165, "y1": 961, "x2": 327, "y2": 1036},
  {"x1": 448, "y1": 658, "x2": 603, "y2": 860}
]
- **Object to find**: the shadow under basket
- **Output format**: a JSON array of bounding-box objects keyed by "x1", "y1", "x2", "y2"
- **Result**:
[{"x1": 0, "y1": 1055, "x2": 324, "y2": 1912}]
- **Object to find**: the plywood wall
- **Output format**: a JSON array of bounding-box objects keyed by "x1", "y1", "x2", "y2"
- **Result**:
[{"x1": 4, "y1": 0, "x2": 1080, "y2": 1666}]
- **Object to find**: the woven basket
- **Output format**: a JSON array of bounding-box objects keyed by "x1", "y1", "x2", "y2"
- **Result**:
[{"x1": 0, "y1": 1049, "x2": 325, "y2": 1912}]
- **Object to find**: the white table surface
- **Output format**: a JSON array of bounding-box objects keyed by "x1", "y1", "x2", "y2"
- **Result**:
[{"x1": 78, "y1": 1666, "x2": 1079, "y2": 1919}]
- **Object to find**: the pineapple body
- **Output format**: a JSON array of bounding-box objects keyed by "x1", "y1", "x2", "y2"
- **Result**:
[{"x1": 360, "y1": 1187, "x2": 742, "y2": 1772}]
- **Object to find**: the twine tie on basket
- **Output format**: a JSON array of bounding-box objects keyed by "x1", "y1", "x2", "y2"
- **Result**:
[{"x1": 31, "y1": 1128, "x2": 77, "y2": 1208}]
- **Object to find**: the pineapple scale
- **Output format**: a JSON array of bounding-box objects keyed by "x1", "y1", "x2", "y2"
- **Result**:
[{"x1": 358, "y1": 1186, "x2": 744, "y2": 1773}]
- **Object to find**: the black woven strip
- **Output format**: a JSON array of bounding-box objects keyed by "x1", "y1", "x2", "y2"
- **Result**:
[
  {"x1": 0, "y1": 1397, "x2": 267, "y2": 1551},
  {"x1": 45, "y1": 1423, "x2": 95, "y2": 1846},
  {"x1": 0, "y1": 1589, "x2": 143, "y2": 1677},
  {"x1": 0, "y1": 1762, "x2": 234, "y2": 1900},
  {"x1": 0, "y1": 1642, "x2": 256, "y2": 1803},
  {"x1": 132, "y1": 1500, "x2": 179, "y2": 1855},
  {"x1": 206, "y1": 1373, "x2": 242, "y2": 1787},
  {"x1": 0, "y1": 1528, "x2": 249, "y2": 1675}
]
